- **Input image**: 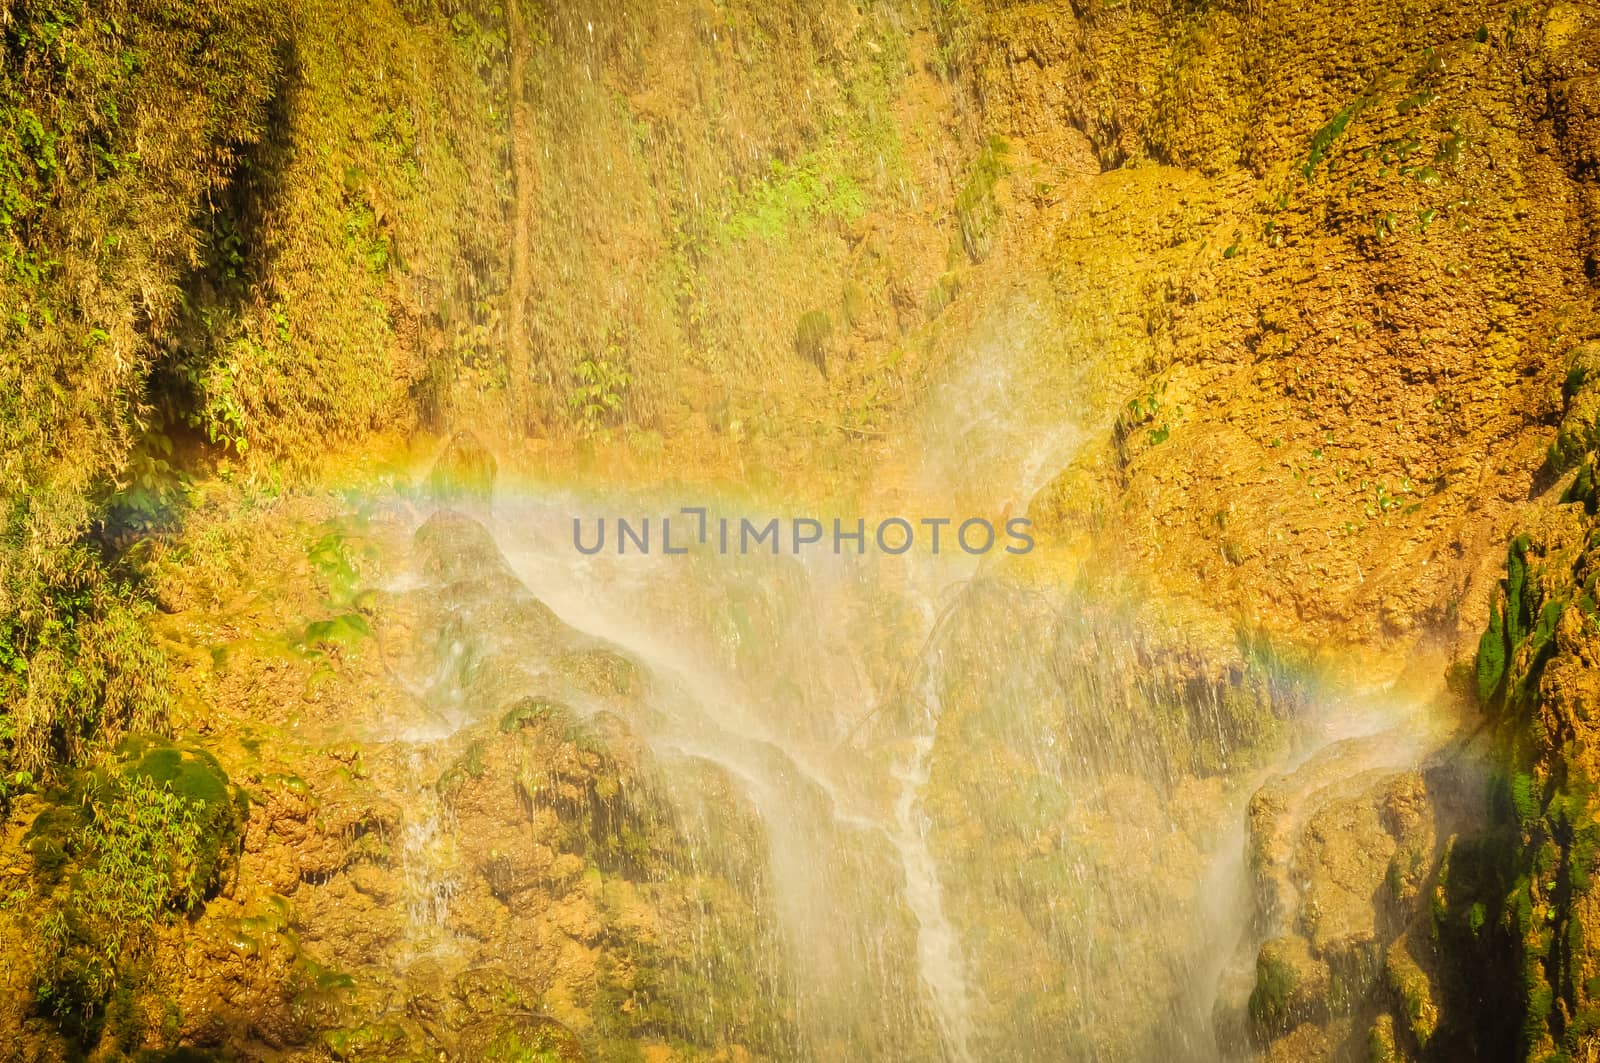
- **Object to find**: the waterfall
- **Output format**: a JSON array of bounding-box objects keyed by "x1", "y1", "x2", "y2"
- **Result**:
[{"x1": 346, "y1": 277, "x2": 1463, "y2": 1061}]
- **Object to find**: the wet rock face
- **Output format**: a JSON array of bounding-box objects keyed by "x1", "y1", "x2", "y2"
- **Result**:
[
  {"x1": 0, "y1": 489, "x2": 809, "y2": 1061},
  {"x1": 415, "y1": 509, "x2": 517, "y2": 587},
  {"x1": 6, "y1": 0, "x2": 1596, "y2": 1057},
  {"x1": 905, "y1": 576, "x2": 1313, "y2": 1060},
  {"x1": 139, "y1": 503, "x2": 959, "y2": 1063}
]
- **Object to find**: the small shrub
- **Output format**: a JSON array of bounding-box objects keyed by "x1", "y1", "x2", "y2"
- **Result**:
[
  {"x1": 29, "y1": 738, "x2": 246, "y2": 1038},
  {"x1": 0, "y1": 559, "x2": 170, "y2": 789}
]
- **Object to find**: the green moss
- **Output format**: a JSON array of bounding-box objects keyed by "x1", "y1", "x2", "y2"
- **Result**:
[
  {"x1": 1248, "y1": 947, "x2": 1301, "y2": 1035},
  {"x1": 289, "y1": 955, "x2": 357, "y2": 1030},
  {"x1": 954, "y1": 136, "x2": 1009, "y2": 263},
  {"x1": 1543, "y1": 347, "x2": 1600, "y2": 481},
  {"x1": 1386, "y1": 948, "x2": 1437, "y2": 1050},
  {"x1": 1512, "y1": 772, "x2": 1542, "y2": 827},
  {"x1": 1478, "y1": 599, "x2": 1507, "y2": 704},
  {"x1": 721, "y1": 155, "x2": 866, "y2": 242},
  {"x1": 479, "y1": 1021, "x2": 582, "y2": 1062},
  {"x1": 1467, "y1": 484, "x2": 1600, "y2": 1055},
  {"x1": 321, "y1": 1021, "x2": 411, "y2": 1058},
  {"x1": 499, "y1": 696, "x2": 566, "y2": 733},
  {"x1": 437, "y1": 740, "x2": 487, "y2": 799},
  {"x1": 1567, "y1": 457, "x2": 1600, "y2": 513},
  {"x1": 1368, "y1": 1013, "x2": 1399, "y2": 1062},
  {"x1": 1505, "y1": 535, "x2": 1531, "y2": 647}
]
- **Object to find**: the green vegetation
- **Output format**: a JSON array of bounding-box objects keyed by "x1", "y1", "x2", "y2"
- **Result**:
[
  {"x1": 1302, "y1": 98, "x2": 1369, "y2": 181},
  {"x1": 1115, "y1": 382, "x2": 1186, "y2": 457},
  {"x1": 499, "y1": 696, "x2": 566, "y2": 733},
  {"x1": 0, "y1": 0, "x2": 1591, "y2": 1058},
  {"x1": 480, "y1": 1022, "x2": 581, "y2": 1063},
  {"x1": 1249, "y1": 944, "x2": 1303, "y2": 1036},
  {"x1": 1541, "y1": 346, "x2": 1600, "y2": 482},
  {"x1": 0, "y1": 0, "x2": 281, "y2": 801},
  {"x1": 0, "y1": 0, "x2": 511, "y2": 803},
  {"x1": 0, "y1": 567, "x2": 169, "y2": 795},
  {"x1": 284, "y1": 522, "x2": 377, "y2": 682},
  {"x1": 1468, "y1": 469, "x2": 1600, "y2": 1057},
  {"x1": 723, "y1": 155, "x2": 866, "y2": 243}
]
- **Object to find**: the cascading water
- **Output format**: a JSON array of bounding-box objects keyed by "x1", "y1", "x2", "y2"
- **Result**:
[
  {"x1": 399, "y1": 756, "x2": 460, "y2": 932},
  {"x1": 355, "y1": 291, "x2": 1452, "y2": 1062}
]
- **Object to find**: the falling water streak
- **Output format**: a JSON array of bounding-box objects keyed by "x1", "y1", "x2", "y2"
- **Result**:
[
  {"x1": 892, "y1": 721, "x2": 975, "y2": 1062},
  {"x1": 400, "y1": 751, "x2": 459, "y2": 935},
  {"x1": 888, "y1": 328, "x2": 1093, "y2": 1059}
]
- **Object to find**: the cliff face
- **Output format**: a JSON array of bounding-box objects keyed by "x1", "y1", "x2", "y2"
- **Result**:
[
  {"x1": 1, "y1": 0, "x2": 1599, "y2": 1059},
  {"x1": 990, "y1": 0, "x2": 1600, "y2": 647}
]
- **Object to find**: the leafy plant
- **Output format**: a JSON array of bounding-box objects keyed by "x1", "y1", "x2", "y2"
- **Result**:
[
  {"x1": 569, "y1": 346, "x2": 631, "y2": 434},
  {"x1": 287, "y1": 526, "x2": 377, "y2": 667}
]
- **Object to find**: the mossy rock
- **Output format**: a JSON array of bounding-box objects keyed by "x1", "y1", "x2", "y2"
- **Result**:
[
  {"x1": 321, "y1": 1020, "x2": 416, "y2": 1059},
  {"x1": 954, "y1": 136, "x2": 1009, "y2": 263},
  {"x1": 113, "y1": 735, "x2": 250, "y2": 895},
  {"x1": 461, "y1": 1016, "x2": 586, "y2": 1062},
  {"x1": 437, "y1": 739, "x2": 488, "y2": 798},
  {"x1": 29, "y1": 736, "x2": 248, "y2": 902},
  {"x1": 500, "y1": 696, "x2": 569, "y2": 733},
  {"x1": 118, "y1": 735, "x2": 236, "y2": 806},
  {"x1": 1249, "y1": 935, "x2": 1327, "y2": 1042},
  {"x1": 1385, "y1": 943, "x2": 1438, "y2": 1050},
  {"x1": 1542, "y1": 344, "x2": 1600, "y2": 481},
  {"x1": 25, "y1": 801, "x2": 86, "y2": 884},
  {"x1": 554, "y1": 649, "x2": 640, "y2": 699},
  {"x1": 794, "y1": 309, "x2": 832, "y2": 374},
  {"x1": 1367, "y1": 1012, "x2": 1400, "y2": 1063},
  {"x1": 425, "y1": 430, "x2": 498, "y2": 503}
]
